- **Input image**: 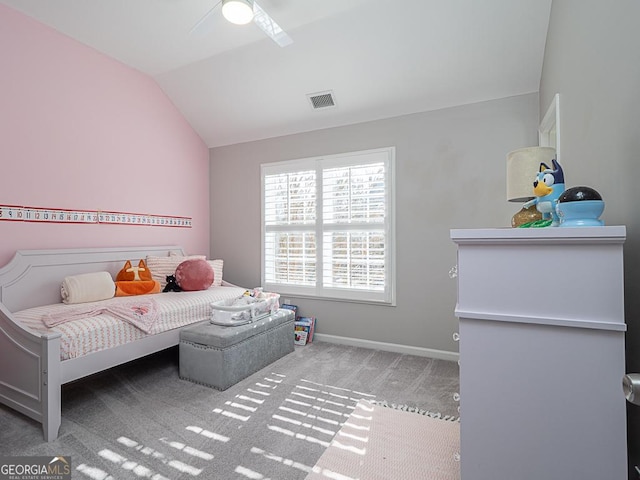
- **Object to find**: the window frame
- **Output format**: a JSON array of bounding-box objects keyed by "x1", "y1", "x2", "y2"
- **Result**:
[{"x1": 260, "y1": 147, "x2": 396, "y2": 305}]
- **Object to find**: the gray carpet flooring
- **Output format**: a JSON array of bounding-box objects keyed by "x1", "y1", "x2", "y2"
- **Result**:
[{"x1": 0, "y1": 341, "x2": 459, "y2": 480}]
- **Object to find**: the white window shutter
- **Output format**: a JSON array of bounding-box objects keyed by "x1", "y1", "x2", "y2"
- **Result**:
[{"x1": 261, "y1": 147, "x2": 395, "y2": 304}]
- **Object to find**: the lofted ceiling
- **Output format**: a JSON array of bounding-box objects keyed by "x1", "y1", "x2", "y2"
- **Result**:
[{"x1": 0, "y1": 0, "x2": 552, "y2": 147}]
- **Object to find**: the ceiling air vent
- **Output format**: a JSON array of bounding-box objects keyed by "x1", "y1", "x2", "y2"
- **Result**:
[{"x1": 307, "y1": 91, "x2": 336, "y2": 110}]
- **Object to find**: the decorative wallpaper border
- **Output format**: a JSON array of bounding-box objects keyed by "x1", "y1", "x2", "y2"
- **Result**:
[{"x1": 0, "y1": 204, "x2": 192, "y2": 228}]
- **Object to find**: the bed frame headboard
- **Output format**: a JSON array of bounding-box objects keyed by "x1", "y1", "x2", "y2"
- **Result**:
[{"x1": 0, "y1": 246, "x2": 186, "y2": 312}]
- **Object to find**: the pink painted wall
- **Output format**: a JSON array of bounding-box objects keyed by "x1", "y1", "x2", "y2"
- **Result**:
[{"x1": 0, "y1": 4, "x2": 210, "y2": 267}]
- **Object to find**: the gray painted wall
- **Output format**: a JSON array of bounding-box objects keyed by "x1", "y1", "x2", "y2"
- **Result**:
[
  {"x1": 539, "y1": 0, "x2": 640, "y2": 475},
  {"x1": 210, "y1": 93, "x2": 539, "y2": 357}
]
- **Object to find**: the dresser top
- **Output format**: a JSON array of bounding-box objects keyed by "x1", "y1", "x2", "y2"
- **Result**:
[{"x1": 451, "y1": 225, "x2": 626, "y2": 245}]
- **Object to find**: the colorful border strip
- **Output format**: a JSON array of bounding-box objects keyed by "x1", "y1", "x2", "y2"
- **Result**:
[{"x1": 0, "y1": 205, "x2": 192, "y2": 228}]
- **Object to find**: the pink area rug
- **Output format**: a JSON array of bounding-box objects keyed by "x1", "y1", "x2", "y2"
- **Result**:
[{"x1": 305, "y1": 401, "x2": 460, "y2": 480}]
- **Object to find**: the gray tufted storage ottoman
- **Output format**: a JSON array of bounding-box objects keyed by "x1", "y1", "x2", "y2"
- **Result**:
[{"x1": 179, "y1": 309, "x2": 295, "y2": 390}]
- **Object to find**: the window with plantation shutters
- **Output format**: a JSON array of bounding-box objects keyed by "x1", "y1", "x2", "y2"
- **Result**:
[{"x1": 261, "y1": 147, "x2": 395, "y2": 304}]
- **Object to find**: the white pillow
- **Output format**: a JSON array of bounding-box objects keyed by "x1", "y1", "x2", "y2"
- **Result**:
[
  {"x1": 146, "y1": 254, "x2": 206, "y2": 289},
  {"x1": 207, "y1": 259, "x2": 224, "y2": 287},
  {"x1": 61, "y1": 271, "x2": 115, "y2": 304}
]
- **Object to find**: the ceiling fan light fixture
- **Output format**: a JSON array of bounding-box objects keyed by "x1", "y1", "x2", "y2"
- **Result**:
[{"x1": 222, "y1": 0, "x2": 255, "y2": 25}]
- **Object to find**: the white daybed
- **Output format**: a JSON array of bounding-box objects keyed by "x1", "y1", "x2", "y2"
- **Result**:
[{"x1": 0, "y1": 245, "x2": 243, "y2": 442}]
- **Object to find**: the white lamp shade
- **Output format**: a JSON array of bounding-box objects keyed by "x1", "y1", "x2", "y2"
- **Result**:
[
  {"x1": 222, "y1": 0, "x2": 255, "y2": 25},
  {"x1": 506, "y1": 146, "x2": 556, "y2": 202}
]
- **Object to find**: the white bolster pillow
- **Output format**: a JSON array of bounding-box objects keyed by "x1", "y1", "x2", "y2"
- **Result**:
[{"x1": 61, "y1": 272, "x2": 116, "y2": 304}]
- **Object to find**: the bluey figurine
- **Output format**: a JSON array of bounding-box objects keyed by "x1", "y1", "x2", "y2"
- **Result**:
[{"x1": 523, "y1": 159, "x2": 565, "y2": 226}]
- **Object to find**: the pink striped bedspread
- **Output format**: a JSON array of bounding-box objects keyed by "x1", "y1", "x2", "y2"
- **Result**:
[{"x1": 14, "y1": 286, "x2": 246, "y2": 360}]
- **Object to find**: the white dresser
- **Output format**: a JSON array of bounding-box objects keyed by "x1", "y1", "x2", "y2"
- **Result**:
[{"x1": 451, "y1": 226, "x2": 627, "y2": 480}]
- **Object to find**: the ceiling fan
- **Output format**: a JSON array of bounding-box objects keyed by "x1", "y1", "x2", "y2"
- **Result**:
[{"x1": 191, "y1": 0, "x2": 293, "y2": 47}]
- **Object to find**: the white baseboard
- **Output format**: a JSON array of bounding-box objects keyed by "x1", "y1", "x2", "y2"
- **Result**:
[{"x1": 313, "y1": 333, "x2": 460, "y2": 363}]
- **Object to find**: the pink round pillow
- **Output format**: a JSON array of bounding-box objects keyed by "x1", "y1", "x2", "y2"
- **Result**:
[{"x1": 175, "y1": 259, "x2": 214, "y2": 291}]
